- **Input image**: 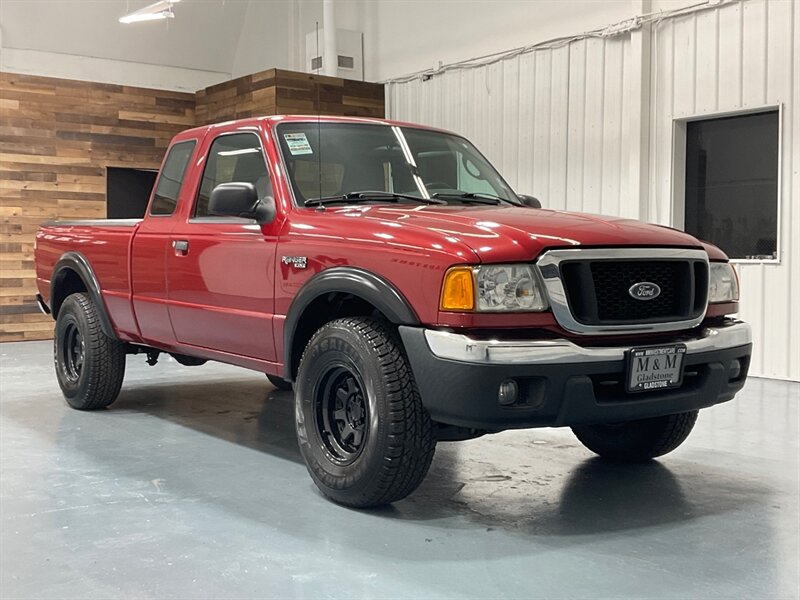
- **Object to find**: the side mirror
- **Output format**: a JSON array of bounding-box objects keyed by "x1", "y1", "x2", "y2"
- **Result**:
[
  {"x1": 517, "y1": 194, "x2": 542, "y2": 208},
  {"x1": 208, "y1": 182, "x2": 276, "y2": 224}
]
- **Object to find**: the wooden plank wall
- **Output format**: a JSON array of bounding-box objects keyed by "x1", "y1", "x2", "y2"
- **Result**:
[
  {"x1": 0, "y1": 72, "x2": 195, "y2": 342},
  {"x1": 0, "y1": 68, "x2": 384, "y2": 342},
  {"x1": 273, "y1": 69, "x2": 384, "y2": 118},
  {"x1": 195, "y1": 68, "x2": 384, "y2": 125},
  {"x1": 195, "y1": 69, "x2": 277, "y2": 124}
]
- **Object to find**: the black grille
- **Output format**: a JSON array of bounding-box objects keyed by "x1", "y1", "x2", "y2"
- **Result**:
[{"x1": 560, "y1": 259, "x2": 708, "y2": 326}]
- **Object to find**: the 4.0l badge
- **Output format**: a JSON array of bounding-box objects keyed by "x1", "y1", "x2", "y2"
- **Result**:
[{"x1": 628, "y1": 281, "x2": 661, "y2": 301}]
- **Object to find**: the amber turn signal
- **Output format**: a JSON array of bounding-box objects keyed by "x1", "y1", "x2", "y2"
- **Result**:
[{"x1": 440, "y1": 267, "x2": 475, "y2": 311}]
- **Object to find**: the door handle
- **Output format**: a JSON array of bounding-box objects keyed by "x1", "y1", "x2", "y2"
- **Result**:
[{"x1": 172, "y1": 239, "x2": 189, "y2": 256}]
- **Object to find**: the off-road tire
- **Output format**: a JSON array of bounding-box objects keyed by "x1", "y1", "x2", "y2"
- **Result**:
[
  {"x1": 266, "y1": 373, "x2": 293, "y2": 391},
  {"x1": 295, "y1": 317, "x2": 436, "y2": 507},
  {"x1": 54, "y1": 292, "x2": 126, "y2": 410},
  {"x1": 572, "y1": 410, "x2": 699, "y2": 461}
]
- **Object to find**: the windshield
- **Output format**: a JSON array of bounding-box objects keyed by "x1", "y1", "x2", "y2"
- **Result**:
[{"x1": 275, "y1": 122, "x2": 518, "y2": 205}]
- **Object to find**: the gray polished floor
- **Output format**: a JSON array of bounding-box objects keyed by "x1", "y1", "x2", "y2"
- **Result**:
[{"x1": 1, "y1": 340, "x2": 798, "y2": 600}]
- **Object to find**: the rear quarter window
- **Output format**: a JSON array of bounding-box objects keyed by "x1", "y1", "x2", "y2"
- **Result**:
[{"x1": 149, "y1": 140, "x2": 197, "y2": 216}]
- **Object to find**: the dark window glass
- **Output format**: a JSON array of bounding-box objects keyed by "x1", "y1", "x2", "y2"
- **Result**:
[
  {"x1": 275, "y1": 122, "x2": 516, "y2": 204},
  {"x1": 194, "y1": 133, "x2": 272, "y2": 218},
  {"x1": 685, "y1": 111, "x2": 779, "y2": 259},
  {"x1": 149, "y1": 140, "x2": 196, "y2": 216},
  {"x1": 107, "y1": 167, "x2": 157, "y2": 219},
  {"x1": 402, "y1": 127, "x2": 516, "y2": 201}
]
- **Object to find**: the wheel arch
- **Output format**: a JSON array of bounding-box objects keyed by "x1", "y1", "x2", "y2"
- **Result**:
[
  {"x1": 50, "y1": 251, "x2": 117, "y2": 339},
  {"x1": 283, "y1": 267, "x2": 419, "y2": 381}
]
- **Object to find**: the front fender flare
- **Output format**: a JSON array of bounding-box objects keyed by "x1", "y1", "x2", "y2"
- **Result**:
[{"x1": 283, "y1": 267, "x2": 419, "y2": 379}]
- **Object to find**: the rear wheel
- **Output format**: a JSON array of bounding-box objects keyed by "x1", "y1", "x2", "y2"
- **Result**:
[
  {"x1": 266, "y1": 373, "x2": 292, "y2": 391},
  {"x1": 295, "y1": 317, "x2": 436, "y2": 507},
  {"x1": 571, "y1": 410, "x2": 699, "y2": 461},
  {"x1": 54, "y1": 293, "x2": 126, "y2": 410}
]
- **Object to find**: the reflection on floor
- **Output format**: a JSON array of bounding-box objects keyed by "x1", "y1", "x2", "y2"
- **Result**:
[{"x1": 1, "y1": 341, "x2": 798, "y2": 599}]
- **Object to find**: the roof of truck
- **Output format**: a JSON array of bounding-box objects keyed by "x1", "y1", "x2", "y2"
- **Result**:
[{"x1": 178, "y1": 114, "x2": 457, "y2": 138}]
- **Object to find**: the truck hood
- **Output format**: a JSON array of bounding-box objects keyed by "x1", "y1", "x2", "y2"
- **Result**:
[{"x1": 353, "y1": 204, "x2": 726, "y2": 262}]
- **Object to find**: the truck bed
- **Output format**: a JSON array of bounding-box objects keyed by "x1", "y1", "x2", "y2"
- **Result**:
[{"x1": 35, "y1": 219, "x2": 142, "y2": 342}]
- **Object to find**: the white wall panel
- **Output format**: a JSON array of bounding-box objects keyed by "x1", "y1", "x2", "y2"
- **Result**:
[
  {"x1": 387, "y1": 35, "x2": 634, "y2": 218},
  {"x1": 360, "y1": 0, "x2": 638, "y2": 81},
  {"x1": 0, "y1": 48, "x2": 228, "y2": 93},
  {"x1": 386, "y1": 0, "x2": 799, "y2": 381},
  {"x1": 650, "y1": 0, "x2": 798, "y2": 380}
]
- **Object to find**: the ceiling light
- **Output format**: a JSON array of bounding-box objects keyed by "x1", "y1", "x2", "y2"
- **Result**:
[{"x1": 119, "y1": 0, "x2": 181, "y2": 24}]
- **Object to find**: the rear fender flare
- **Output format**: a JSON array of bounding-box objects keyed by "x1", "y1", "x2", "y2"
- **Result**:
[{"x1": 50, "y1": 251, "x2": 117, "y2": 339}]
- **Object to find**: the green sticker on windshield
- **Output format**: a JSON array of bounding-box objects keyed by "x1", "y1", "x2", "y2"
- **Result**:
[{"x1": 284, "y1": 132, "x2": 313, "y2": 155}]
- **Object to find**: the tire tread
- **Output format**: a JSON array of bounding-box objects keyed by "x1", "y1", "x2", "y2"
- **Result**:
[
  {"x1": 298, "y1": 317, "x2": 435, "y2": 507},
  {"x1": 58, "y1": 293, "x2": 125, "y2": 410}
]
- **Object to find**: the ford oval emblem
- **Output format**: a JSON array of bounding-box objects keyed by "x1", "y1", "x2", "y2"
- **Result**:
[{"x1": 628, "y1": 281, "x2": 661, "y2": 301}]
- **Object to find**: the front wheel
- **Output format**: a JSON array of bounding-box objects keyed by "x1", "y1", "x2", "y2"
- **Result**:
[
  {"x1": 54, "y1": 292, "x2": 126, "y2": 410},
  {"x1": 571, "y1": 410, "x2": 699, "y2": 462},
  {"x1": 295, "y1": 317, "x2": 436, "y2": 507}
]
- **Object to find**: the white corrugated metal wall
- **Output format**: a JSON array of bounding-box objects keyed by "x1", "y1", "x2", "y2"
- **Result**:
[
  {"x1": 649, "y1": 0, "x2": 798, "y2": 380},
  {"x1": 387, "y1": 35, "x2": 640, "y2": 217},
  {"x1": 386, "y1": 0, "x2": 799, "y2": 381}
]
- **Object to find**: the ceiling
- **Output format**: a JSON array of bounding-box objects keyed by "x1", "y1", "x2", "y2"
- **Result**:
[
  {"x1": 0, "y1": 0, "x2": 705, "y2": 85},
  {"x1": 0, "y1": 0, "x2": 256, "y2": 74}
]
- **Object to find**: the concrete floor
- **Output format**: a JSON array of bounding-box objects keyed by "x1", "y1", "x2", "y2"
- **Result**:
[{"x1": 1, "y1": 341, "x2": 798, "y2": 600}]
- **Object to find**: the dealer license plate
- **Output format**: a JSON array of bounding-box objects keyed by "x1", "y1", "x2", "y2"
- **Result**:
[{"x1": 626, "y1": 344, "x2": 687, "y2": 393}]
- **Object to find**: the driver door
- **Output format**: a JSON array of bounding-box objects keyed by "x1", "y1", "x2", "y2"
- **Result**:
[{"x1": 167, "y1": 130, "x2": 279, "y2": 362}]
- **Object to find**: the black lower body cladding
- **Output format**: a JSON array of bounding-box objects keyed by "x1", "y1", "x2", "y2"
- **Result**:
[{"x1": 398, "y1": 322, "x2": 751, "y2": 431}]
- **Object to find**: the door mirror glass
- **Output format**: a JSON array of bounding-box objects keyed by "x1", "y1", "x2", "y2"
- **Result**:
[
  {"x1": 208, "y1": 182, "x2": 276, "y2": 224},
  {"x1": 518, "y1": 194, "x2": 542, "y2": 208}
]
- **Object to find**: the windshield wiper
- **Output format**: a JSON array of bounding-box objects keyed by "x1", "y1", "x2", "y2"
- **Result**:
[
  {"x1": 305, "y1": 191, "x2": 444, "y2": 207},
  {"x1": 430, "y1": 191, "x2": 509, "y2": 205}
]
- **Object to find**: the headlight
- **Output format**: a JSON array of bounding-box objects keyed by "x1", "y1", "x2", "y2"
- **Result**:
[
  {"x1": 440, "y1": 264, "x2": 548, "y2": 312},
  {"x1": 708, "y1": 262, "x2": 739, "y2": 303}
]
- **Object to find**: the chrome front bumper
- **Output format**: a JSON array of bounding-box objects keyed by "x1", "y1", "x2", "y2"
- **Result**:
[
  {"x1": 400, "y1": 321, "x2": 752, "y2": 429},
  {"x1": 424, "y1": 320, "x2": 752, "y2": 365}
]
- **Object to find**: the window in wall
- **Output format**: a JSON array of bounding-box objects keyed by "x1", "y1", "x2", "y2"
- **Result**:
[
  {"x1": 684, "y1": 110, "x2": 779, "y2": 260},
  {"x1": 194, "y1": 133, "x2": 272, "y2": 218},
  {"x1": 150, "y1": 140, "x2": 196, "y2": 216},
  {"x1": 106, "y1": 167, "x2": 157, "y2": 219}
]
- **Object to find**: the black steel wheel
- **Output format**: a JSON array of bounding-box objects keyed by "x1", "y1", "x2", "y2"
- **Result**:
[
  {"x1": 60, "y1": 321, "x2": 85, "y2": 384},
  {"x1": 295, "y1": 317, "x2": 436, "y2": 507},
  {"x1": 315, "y1": 365, "x2": 369, "y2": 464},
  {"x1": 54, "y1": 292, "x2": 126, "y2": 410}
]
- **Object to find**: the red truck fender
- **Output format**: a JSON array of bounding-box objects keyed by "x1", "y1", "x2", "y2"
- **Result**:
[{"x1": 282, "y1": 266, "x2": 419, "y2": 381}]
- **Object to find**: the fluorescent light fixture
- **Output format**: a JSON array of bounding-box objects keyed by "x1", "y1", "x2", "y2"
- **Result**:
[{"x1": 119, "y1": 0, "x2": 181, "y2": 24}]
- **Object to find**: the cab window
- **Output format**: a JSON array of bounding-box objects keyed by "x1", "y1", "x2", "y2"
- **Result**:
[
  {"x1": 194, "y1": 133, "x2": 272, "y2": 218},
  {"x1": 149, "y1": 140, "x2": 196, "y2": 216}
]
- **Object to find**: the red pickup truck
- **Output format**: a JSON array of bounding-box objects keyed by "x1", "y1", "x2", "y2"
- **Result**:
[{"x1": 35, "y1": 115, "x2": 752, "y2": 507}]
